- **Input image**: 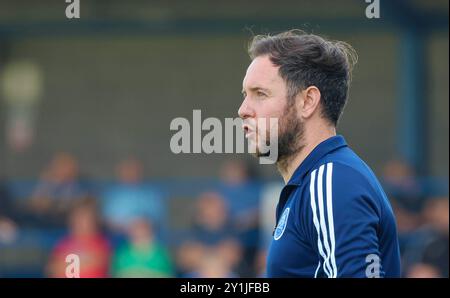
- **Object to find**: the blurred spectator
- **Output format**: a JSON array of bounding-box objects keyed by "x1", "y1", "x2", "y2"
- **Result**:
[
  {"x1": 390, "y1": 196, "x2": 421, "y2": 234},
  {"x1": 422, "y1": 196, "x2": 449, "y2": 234},
  {"x1": 406, "y1": 263, "x2": 442, "y2": 278},
  {"x1": 254, "y1": 249, "x2": 268, "y2": 278},
  {"x1": 390, "y1": 195, "x2": 422, "y2": 273},
  {"x1": 176, "y1": 241, "x2": 204, "y2": 274},
  {"x1": 382, "y1": 158, "x2": 429, "y2": 277},
  {"x1": 111, "y1": 218, "x2": 173, "y2": 277},
  {"x1": 28, "y1": 152, "x2": 90, "y2": 227},
  {"x1": 419, "y1": 197, "x2": 449, "y2": 277},
  {"x1": 218, "y1": 160, "x2": 260, "y2": 237},
  {"x1": 47, "y1": 198, "x2": 111, "y2": 278},
  {"x1": 191, "y1": 191, "x2": 235, "y2": 245},
  {"x1": 383, "y1": 158, "x2": 418, "y2": 187},
  {"x1": 0, "y1": 217, "x2": 18, "y2": 245},
  {"x1": 183, "y1": 250, "x2": 239, "y2": 278},
  {"x1": 382, "y1": 159, "x2": 424, "y2": 210},
  {"x1": 101, "y1": 157, "x2": 165, "y2": 234},
  {"x1": 217, "y1": 160, "x2": 261, "y2": 276},
  {"x1": 176, "y1": 191, "x2": 243, "y2": 277},
  {"x1": 397, "y1": 196, "x2": 449, "y2": 277}
]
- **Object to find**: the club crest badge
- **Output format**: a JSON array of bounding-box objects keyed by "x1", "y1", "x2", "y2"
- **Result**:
[{"x1": 274, "y1": 207, "x2": 290, "y2": 240}]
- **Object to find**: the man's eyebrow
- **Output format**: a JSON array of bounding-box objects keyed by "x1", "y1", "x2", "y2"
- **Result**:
[{"x1": 242, "y1": 86, "x2": 271, "y2": 94}]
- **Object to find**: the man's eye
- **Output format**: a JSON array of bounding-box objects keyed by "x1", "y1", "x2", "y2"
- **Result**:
[{"x1": 257, "y1": 91, "x2": 266, "y2": 97}]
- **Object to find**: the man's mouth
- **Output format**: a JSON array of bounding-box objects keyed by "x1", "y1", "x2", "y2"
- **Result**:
[{"x1": 242, "y1": 124, "x2": 253, "y2": 138}]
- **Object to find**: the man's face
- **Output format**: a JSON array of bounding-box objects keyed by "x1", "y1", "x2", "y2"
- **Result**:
[{"x1": 238, "y1": 55, "x2": 303, "y2": 161}]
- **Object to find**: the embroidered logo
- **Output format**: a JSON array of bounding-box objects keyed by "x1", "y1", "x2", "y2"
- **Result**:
[{"x1": 274, "y1": 207, "x2": 290, "y2": 240}]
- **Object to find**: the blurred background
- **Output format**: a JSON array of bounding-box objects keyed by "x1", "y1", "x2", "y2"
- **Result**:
[{"x1": 0, "y1": 0, "x2": 448, "y2": 278}]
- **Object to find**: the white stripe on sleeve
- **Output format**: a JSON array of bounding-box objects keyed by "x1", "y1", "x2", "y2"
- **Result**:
[
  {"x1": 326, "y1": 162, "x2": 338, "y2": 277},
  {"x1": 310, "y1": 169, "x2": 331, "y2": 278},
  {"x1": 317, "y1": 164, "x2": 333, "y2": 277}
]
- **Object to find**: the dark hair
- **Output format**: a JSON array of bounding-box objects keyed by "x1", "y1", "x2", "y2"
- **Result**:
[{"x1": 248, "y1": 29, "x2": 357, "y2": 126}]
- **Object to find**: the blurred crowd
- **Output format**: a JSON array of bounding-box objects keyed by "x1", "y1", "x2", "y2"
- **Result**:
[
  {"x1": 0, "y1": 152, "x2": 448, "y2": 278},
  {"x1": 383, "y1": 160, "x2": 449, "y2": 278}
]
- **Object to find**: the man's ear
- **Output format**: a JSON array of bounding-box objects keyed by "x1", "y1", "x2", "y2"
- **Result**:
[{"x1": 300, "y1": 86, "x2": 321, "y2": 119}]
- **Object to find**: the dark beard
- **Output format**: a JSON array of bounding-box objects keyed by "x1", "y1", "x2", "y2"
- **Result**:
[
  {"x1": 276, "y1": 101, "x2": 305, "y2": 171},
  {"x1": 253, "y1": 100, "x2": 304, "y2": 169}
]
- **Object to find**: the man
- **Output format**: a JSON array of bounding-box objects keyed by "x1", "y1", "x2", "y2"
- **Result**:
[{"x1": 238, "y1": 30, "x2": 401, "y2": 277}]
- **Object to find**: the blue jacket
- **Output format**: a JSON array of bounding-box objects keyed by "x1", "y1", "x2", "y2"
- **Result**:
[{"x1": 266, "y1": 135, "x2": 401, "y2": 278}]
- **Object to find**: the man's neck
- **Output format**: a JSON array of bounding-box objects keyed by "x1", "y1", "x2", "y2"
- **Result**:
[{"x1": 278, "y1": 126, "x2": 336, "y2": 184}]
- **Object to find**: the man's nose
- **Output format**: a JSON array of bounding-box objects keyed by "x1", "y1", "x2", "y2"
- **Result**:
[{"x1": 238, "y1": 97, "x2": 255, "y2": 119}]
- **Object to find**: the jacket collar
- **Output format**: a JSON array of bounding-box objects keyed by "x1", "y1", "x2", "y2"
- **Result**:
[{"x1": 286, "y1": 135, "x2": 348, "y2": 186}]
